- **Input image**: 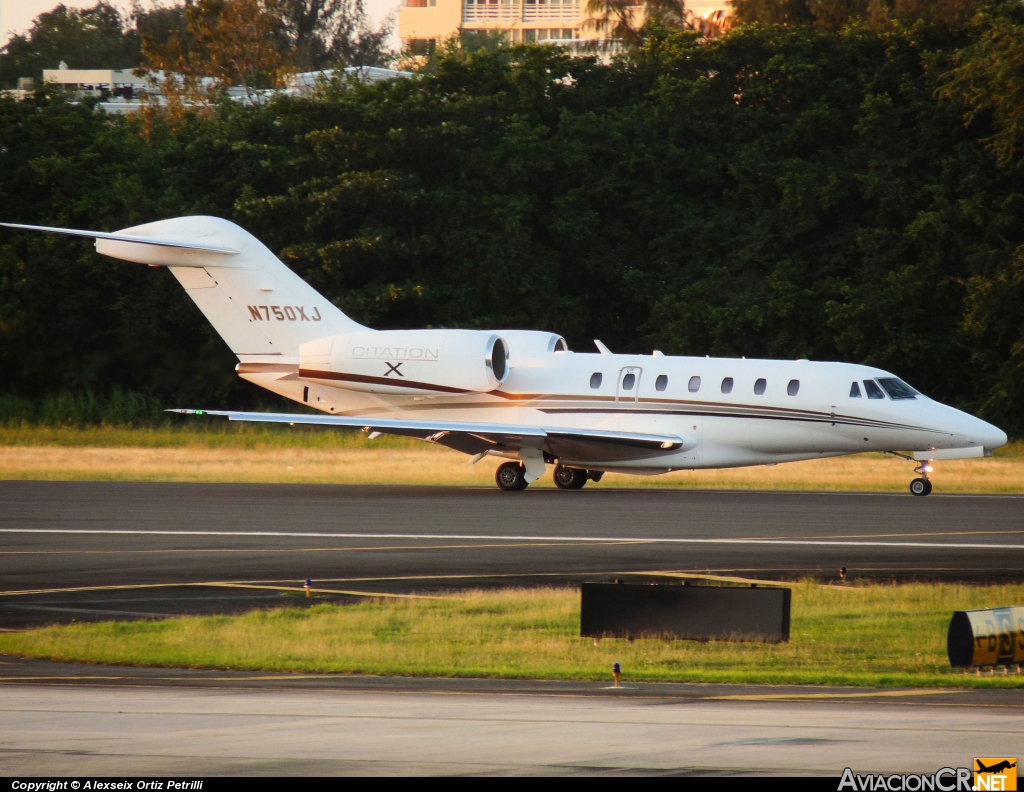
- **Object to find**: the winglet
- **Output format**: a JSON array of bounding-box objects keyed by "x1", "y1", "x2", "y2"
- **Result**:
[
  {"x1": 594, "y1": 340, "x2": 612, "y2": 355},
  {"x1": 0, "y1": 222, "x2": 240, "y2": 255}
]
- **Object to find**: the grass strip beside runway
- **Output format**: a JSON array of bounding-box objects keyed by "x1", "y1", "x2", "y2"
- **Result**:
[
  {"x1": 1, "y1": 583, "x2": 1023, "y2": 687},
  {"x1": 1, "y1": 431, "x2": 1023, "y2": 491}
]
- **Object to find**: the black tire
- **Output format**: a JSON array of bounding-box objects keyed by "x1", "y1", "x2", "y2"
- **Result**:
[
  {"x1": 588, "y1": 471, "x2": 604, "y2": 483},
  {"x1": 496, "y1": 461, "x2": 528, "y2": 491},
  {"x1": 909, "y1": 477, "x2": 931, "y2": 496},
  {"x1": 553, "y1": 465, "x2": 587, "y2": 490}
]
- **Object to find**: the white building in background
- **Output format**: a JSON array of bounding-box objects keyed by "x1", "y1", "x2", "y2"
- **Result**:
[
  {"x1": 10, "y1": 64, "x2": 414, "y2": 114},
  {"x1": 43, "y1": 61, "x2": 150, "y2": 99},
  {"x1": 399, "y1": 0, "x2": 732, "y2": 55}
]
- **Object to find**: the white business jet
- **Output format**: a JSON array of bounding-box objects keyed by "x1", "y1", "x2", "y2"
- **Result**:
[{"x1": 4, "y1": 216, "x2": 1008, "y2": 495}]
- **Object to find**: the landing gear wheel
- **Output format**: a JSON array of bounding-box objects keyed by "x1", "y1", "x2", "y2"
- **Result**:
[
  {"x1": 588, "y1": 471, "x2": 604, "y2": 483},
  {"x1": 553, "y1": 465, "x2": 587, "y2": 490},
  {"x1": 909, "y1": 477, "x2": 932, "y2": 496},
  {"x1": 496, "y1": 461, "x2": 529, "y2": 491}
]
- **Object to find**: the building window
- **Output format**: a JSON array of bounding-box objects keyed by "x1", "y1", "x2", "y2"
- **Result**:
[
  {"x1": 721, "y1": 377, "x2": 733, "y2": 394},
  {"x1": 406, "y1": 38, "x2": 436, "y2": 55},
  {"x1": 403, "y1": 0, "x2": 435, "y2": 6},
  {"x1": 524, "y1": 29, "x2": 536, "y2": 42},
  {"x1": 849, "y1": 382, "x2": 861, "y2": 398},
  {"x1": 688, "y1": 376, "x2": 701, "y2": 393},
  {"x1": 590, "y1": 372, "x2": 602, "y2": 389},
  {"x1": 655, "y1": 375, "x2": 668, "y2": 392},
  {"x1": 787, "y1": 379, "x2": 800, "y2": 396},
  {"x1": 754, "y1": 378, "x2": 767, "y2": 395}
]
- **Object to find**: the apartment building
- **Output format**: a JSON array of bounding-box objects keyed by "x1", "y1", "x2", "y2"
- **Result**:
[{"x1": 399, "y1": 0, "x2": 731, "y2": 53}]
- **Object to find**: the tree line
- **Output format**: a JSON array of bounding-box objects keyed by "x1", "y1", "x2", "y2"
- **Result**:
[
  {"x1": 1, "y1": 0, "x2": 1024, "y2": 434},
  {"x1": 0, "y1": 0, "x2": 394, "y2": 90}
]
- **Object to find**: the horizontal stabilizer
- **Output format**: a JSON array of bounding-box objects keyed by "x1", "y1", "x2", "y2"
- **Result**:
[{"x1": 0, "y1": 222, "x2": 240, "y2": 255}]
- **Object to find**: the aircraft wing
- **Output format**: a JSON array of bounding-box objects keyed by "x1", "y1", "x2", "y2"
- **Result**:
[{"x1": 169, "y1": 409, "x2": 690, "y2": 461}]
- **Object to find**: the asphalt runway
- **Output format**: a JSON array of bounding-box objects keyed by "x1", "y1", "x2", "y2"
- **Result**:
[
  {"x1": 2, "y1": 658, "x2": 1021, "y2": 775},
  {"x1": 2, "y1": 480, "x2": 1023, "y2": 626}
]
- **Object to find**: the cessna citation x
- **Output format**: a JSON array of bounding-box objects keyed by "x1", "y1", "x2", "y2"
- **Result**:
[{"x1": 4, "y1": 216, "x2": 1008, "y2": 495}]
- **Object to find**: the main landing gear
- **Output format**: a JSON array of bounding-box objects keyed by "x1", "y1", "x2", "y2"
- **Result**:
[
  {"x1": 495, "y1": 461, "x2": 529, "y2": 491},
  {"x1": 495, "y1": 462, "x2": 604, "y2": 491},
  {"x1": 553, "y1": 465, "x2": 588, "y2": 490}
]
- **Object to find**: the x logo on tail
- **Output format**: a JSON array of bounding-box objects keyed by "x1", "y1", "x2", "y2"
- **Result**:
[{"x1": 384, "y1": 362, "x2": 404, "y2": 377}]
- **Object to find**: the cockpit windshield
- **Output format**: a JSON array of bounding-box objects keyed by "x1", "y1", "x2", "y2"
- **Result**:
[
  {"x1": 863, "y1": 380, "x2": 885, "y2": 399},
  {"x1": 877, "y1": 377, "x2": 919, "y2": 400}
]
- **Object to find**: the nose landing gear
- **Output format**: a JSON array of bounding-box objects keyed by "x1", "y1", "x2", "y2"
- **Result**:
[
  {"x1": 887, "y1": 452, "x2": 933, "y2": 496},
  {"x1": 909, "y1": 474, "x2": 932, "y2": 496}
]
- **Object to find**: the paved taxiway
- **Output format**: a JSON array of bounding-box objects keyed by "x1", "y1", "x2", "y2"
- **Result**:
[
  {"x1": 3, "y1": 481, "x2": 1024, "y2": 624},
  {"x1": 2, "y1": 481, "x2": 1023, "y2": 625},
  {"x1": 1, "y1": 658, "x2": 1021, "y2": 775}
]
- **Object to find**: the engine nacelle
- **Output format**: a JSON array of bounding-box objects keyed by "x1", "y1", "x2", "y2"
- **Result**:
[
  {"x1": 490, "y1": 330, "x2": 568, "y2": 356},
  {"x1": 299, "y1": 329, "x2": 509, "y2": 395}
]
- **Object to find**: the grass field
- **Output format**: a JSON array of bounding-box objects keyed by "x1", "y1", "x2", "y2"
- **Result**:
[
  {"x1": 2, "y1": 583, "x2": 1022, "y2": 687},
  {"x1": 0, "y1": 425, "x2": 1021, "y2": 491}
]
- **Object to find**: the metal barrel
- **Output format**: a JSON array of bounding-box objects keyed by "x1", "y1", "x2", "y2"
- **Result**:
[{"x1": 947, "y1": 606, "x2": 1024, "y2": 668}]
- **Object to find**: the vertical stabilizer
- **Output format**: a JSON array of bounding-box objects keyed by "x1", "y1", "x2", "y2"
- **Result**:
[{"x1": 95, "y1": 216, "x2": 366, "y2": 358}]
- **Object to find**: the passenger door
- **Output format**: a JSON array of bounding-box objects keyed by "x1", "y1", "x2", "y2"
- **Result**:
[{"x1": 616, "y1": 367, "x2": 642, "y2": 405}]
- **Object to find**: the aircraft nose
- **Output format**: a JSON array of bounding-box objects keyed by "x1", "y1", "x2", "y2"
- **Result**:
[
  {"x1": 984, "y1": 423, "x2": 1009, "y2": 450},
  {"x1": 961, "y1": 413, "x2": 1008, "y2": 450}
]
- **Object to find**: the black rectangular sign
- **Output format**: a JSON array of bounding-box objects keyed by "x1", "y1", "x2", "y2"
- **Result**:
[{"x1": 580, "y1": 583, "x2": 791, "y2": 643}]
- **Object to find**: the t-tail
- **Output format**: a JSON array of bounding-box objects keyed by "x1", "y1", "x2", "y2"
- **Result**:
[{"x1": 1, "y1": 216, "x2": 366, "y2": 359}]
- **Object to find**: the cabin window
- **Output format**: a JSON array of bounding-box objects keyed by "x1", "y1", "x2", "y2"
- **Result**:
[
  {"x1": 877, "y1": 377, "x2": 918, "y2": 400},
  {"x1": 655, "y1": 375, "x2": 668, "y2": 392},
  {"x1": 688, "y1": 376, "x2": 701, "y2": 393},
  {"x1": 864, "y1": 380, "x2": 885, "y2": 399},
  {"x1": 754, "y1": 378, "x2": 767, "y2": 395},
  {"x1": 787, "y1": 379, "x2": 800, "y2": 396},
  {"x1": 590, "y1": 372, "x2": 602, "y2": 389},
  {"x1": 721, "y1": 377, "x2": 734, "y2": 394},
  {"x1": 622, "y1": 373, "x2": 636, "y2": 391},
  {"x1": 850, "y1": 382, "x2": 861, "y2": 397}
]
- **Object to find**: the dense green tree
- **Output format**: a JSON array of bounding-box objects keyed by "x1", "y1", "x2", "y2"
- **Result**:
[
  {"x1": 2, "y1": 11, "x2": 1024, "y2": 433},
  {"x1": 732, "y1": 0, "x2": 979, "y2": 30},
  {"x1": 0, "y1": 3, "x2": 135, "y2": 87}
]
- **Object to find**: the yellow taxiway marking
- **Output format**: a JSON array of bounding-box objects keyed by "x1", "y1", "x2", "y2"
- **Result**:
[
  {"x1": 0, "y1": 582, "x2": 439, "y2": 600},
  {"x1": 203, "y1": 582, "x2": 442, "y2": 599},
  {"x1": 0, "y1": 675, "x2": 348, "y2": 682},
  {"x1": 0, "y1": 679, "x2": 976, "y2": 703},
  {"x1": 244, "y1": 570, "x2": 622, "y2": 585},
  {"x1": 0, "y1": 564, "x2": 686, "y2": 599},
  {"x1": 707, "y1": 689, "x2": 965, "y2": 701},
  {"x1": 628, "y1": 571, "x2": 791, "y2": 587}
]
